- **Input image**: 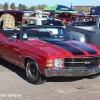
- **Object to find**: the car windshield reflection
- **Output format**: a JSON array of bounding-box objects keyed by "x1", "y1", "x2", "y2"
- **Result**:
[{"x1": 23, "y1": 27, "x2": 70, "y2": 40}]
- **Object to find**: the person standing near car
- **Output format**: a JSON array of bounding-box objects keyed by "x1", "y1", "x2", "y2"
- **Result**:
[{"x1": 0, "y1": 13, "x2": 16, "y2": 30}]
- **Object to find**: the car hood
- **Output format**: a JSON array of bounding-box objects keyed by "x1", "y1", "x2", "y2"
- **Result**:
[{"x1": 25, "y1": 39, "x2": 100, "y2": 57}]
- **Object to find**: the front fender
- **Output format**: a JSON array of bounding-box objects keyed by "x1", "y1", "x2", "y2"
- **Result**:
[{"x1": 68, "y1": 31, "x2": 89, "y2": 42}]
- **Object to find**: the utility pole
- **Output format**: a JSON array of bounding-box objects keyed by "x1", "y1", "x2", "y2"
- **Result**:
[
  {"x1": 71, "y1": 2, "x2": 72, "y2": 8},
  {"x1": 8, "y1": 1, "x2": 10, "y2": 10}
]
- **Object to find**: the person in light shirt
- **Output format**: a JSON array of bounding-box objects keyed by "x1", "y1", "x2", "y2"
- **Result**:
[{"x1": 0, "y1": 13, "x2": 16, "y2": 30}]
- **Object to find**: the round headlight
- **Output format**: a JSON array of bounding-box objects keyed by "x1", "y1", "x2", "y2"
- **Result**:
[{"x1": 54, "y1": 58, "x2": 63, "y2": 68}]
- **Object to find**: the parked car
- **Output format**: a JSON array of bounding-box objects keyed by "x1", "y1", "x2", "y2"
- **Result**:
[
  {"x1": 25, "y1": 17, "x2": 65, "y2": 27},
  {"x1": 0, "y1": 25, "x2": 100, "y2": 85},
  {"x1": 70, "y1": 15, "x2": 97, "y2": 26},
  {"x1": 67, "y1": 14, "x2": 100, "y2": 46},
  {"x1": 49, "y1": 12, "x2": 72, "y2": 25},
  {"x1": 22, "y1": 11, "x2": 39, "y2": 24}
]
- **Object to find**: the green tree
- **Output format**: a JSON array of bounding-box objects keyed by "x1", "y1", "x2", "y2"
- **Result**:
[
  {"x1": 18, "y1": 3, "x2": 23, "y2": 10},
  {"x1": 22, "y1": 5, "x2": 27, "y2": 9},
  {"x1": 18, "y1": 4, "x2": 27, "y2": 10},
  {"x1": 30, "y1": 4, "x2": 48, "y2": 10},
  {"x1": 37, "y1": 4, "x2": 42, "y2": 10},
  {"x1": 10, "y1": 3, "x2": 16, "y2": 9},
  {"x1": 3, "y1": 2, "x2": 9, "y2": 10},
  {"x1": 0, "y1": 4, "x2": 3, "y2": 9},
  {"x1": 30, "y1": 6, "x2": 36, "y2": 10},
  {"x1": 41, "y1": 4, "x2": 48, "y2": 9}
]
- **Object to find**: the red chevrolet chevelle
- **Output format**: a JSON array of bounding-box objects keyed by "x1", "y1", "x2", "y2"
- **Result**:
[{"x1": 0, "y1": 25, "x2": 100, "y2": 84}]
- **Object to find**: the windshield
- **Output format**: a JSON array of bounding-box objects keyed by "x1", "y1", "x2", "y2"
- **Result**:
[
  {"x1": 41, "y1": 20, "x2": 64, "y2": 26},
  {"x1": 22, "y1": 27, "x2": 71, "y2": 40}
]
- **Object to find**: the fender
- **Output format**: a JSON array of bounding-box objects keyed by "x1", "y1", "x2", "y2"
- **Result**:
[{"x1": 68, "y1": 31, "x2": 90, "y2": 43}]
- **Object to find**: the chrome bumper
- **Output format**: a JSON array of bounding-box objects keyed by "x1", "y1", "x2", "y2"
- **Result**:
[{"x1": 44, "y1": 66, "x2": 100, "y2": 77}]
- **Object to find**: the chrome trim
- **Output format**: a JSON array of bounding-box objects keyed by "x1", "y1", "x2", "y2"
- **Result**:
[
  {"x1": 65, "y1": 61, "x2": 97, "y2": 64},
  {"x1": 64, "y1": 56, "x2": 100, "y2": 58},
  {"x1": 64, "y1": 56, "x2": 100, "y2": 66},
  {"x1": 65, "y1": 62, "x2": 88, "y2": 63},
  {"x1": 44, "y1": 66, "x2": 100, "y2": 77}
]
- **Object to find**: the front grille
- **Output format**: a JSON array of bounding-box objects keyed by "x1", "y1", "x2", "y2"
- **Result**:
[{"x1": 64, "y1": 56, "x2": 100, "y2": 68}]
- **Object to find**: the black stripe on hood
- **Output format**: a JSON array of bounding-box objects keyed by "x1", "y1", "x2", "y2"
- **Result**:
[
  {"x1": 49, "y1": 41, "x2": 85, "y2": 55},
  {"x1": 69, "y1": 42, "x2": 97, "y2": 55}
]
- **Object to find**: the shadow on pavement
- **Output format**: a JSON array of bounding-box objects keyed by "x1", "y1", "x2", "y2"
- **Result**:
[
  {"x1": 0, "y1": 59, "x2": 84, "y2": 83},
  {"x1": 47, "y1": 76, "x2": 84, "y2": 83},
  {"x1": 0, "y1": 59, "x2": 27, "y2": 80}
]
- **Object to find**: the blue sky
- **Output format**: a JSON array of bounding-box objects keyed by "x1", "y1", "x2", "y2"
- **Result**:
[{"x1": 1, "y1": 0, "x2": 100, "y2": 7}]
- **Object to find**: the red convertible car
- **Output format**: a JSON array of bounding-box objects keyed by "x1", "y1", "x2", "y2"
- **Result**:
[{"x1": 0, "y1": 25, "x2": 100, "y2": 84}]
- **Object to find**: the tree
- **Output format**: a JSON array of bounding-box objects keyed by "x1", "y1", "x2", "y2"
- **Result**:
[
  {"x1": 3, "y1": 2, "x2": 9, "y2": 10},
  {"x1": 29, "y1": 4, "x2": 48, "y2": 10},
  {"x1": 30, "y1": 6, "x2": 36, "y2": 10},
  {"x1": 41, "y1": 4, "x2": 48, "y2": 9},
  {"x1": 22, "y1": 5, "x2": 27, "y2": 9},
  {"x1": 3, "y1": 2, "x2": 48, "y2": 10},
  {"x1": 18, "y1": 3, "x2": 23, "y2": 10},
  {"x1": 0, "y1": 4, "x2": 3, "y2": 9},
  {"x1": 18, "y1": 3, "x2": 27, "y2": 10},
  {"x1": 10, "y1": 3, "x2": 16, "y2": 10}
]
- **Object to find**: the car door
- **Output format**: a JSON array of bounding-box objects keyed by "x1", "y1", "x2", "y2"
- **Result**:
[
  {"x1": 0, "y1": 33, "x2": 11, "y2": 59},
  {"x1": 0, "y1": 34, "x2": 6, "y2": 58},
  {"x1": 1, "y1": 38, "x2": 19, "y2": 64},
  {"x1": 92, "y1": 14, "x2": 100, "y2": 46},
  {"x1": 0, "y1": 37, "x2": 23, "y2": 67}
]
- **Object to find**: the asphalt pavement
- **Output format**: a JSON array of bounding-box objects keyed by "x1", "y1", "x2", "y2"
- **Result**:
[{"x1": 0, "y1": 59, "x2": 100, "y2": 100}]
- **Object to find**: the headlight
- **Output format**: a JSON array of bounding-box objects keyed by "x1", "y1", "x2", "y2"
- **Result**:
[{"x1": 54, "y1": 58, "x2": 63, "y2": 68}]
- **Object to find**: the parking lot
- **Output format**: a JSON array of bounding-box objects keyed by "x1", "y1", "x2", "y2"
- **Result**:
[{"x1": 0, "y1": 59, "x2": 100, "y2": 100}]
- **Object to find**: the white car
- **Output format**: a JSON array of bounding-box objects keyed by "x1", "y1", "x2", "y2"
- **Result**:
[{"x1": 25, "y1": 18, "x2": 65, "y2": 27}]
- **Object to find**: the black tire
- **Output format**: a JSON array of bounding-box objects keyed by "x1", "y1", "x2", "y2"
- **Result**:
[
  {"x1": 25, "y1": 60, "x2": 46, "y2": 85},
  {"x1": 87, "y1": 74, "x2": 100, "y2": 79},
  {"x1": 0, "y1": 57, "x2": 2, "y2": 63}
]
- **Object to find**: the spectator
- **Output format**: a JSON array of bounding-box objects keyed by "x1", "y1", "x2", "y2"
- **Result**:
[{"x1": 0, "y1": 13, "x2": 16, "y2": 30}]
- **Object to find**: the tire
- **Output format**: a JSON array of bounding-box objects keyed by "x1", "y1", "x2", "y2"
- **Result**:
[
  {"x1": 25, "y1": 60, "x2": 46, "y2": 85},
  {"x1": 87, "y1": 74, "x2": 100, "y2": 79}
]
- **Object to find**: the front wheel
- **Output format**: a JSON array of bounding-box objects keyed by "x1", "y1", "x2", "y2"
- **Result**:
[{"x1": 25, "y1": 60, "x2": 46, "y2": 85}]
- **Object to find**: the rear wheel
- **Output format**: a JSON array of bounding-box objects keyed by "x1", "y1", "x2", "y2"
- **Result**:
[{"x1": 25, "y1": 60, "x2": 46, "y2": 85}]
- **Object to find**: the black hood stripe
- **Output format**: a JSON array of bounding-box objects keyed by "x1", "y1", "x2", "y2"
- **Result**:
[
  {"x1": 69, "y1": 42, "x2": 97, "y2": 55},
  {"x1": 50, "y1": 41, "x2": 85, "y2": 55}
]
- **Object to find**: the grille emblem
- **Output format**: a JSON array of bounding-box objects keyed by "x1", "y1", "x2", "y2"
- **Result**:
[{"x1": 84, "y1": 61, "x2": 91, "y2": 64}]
